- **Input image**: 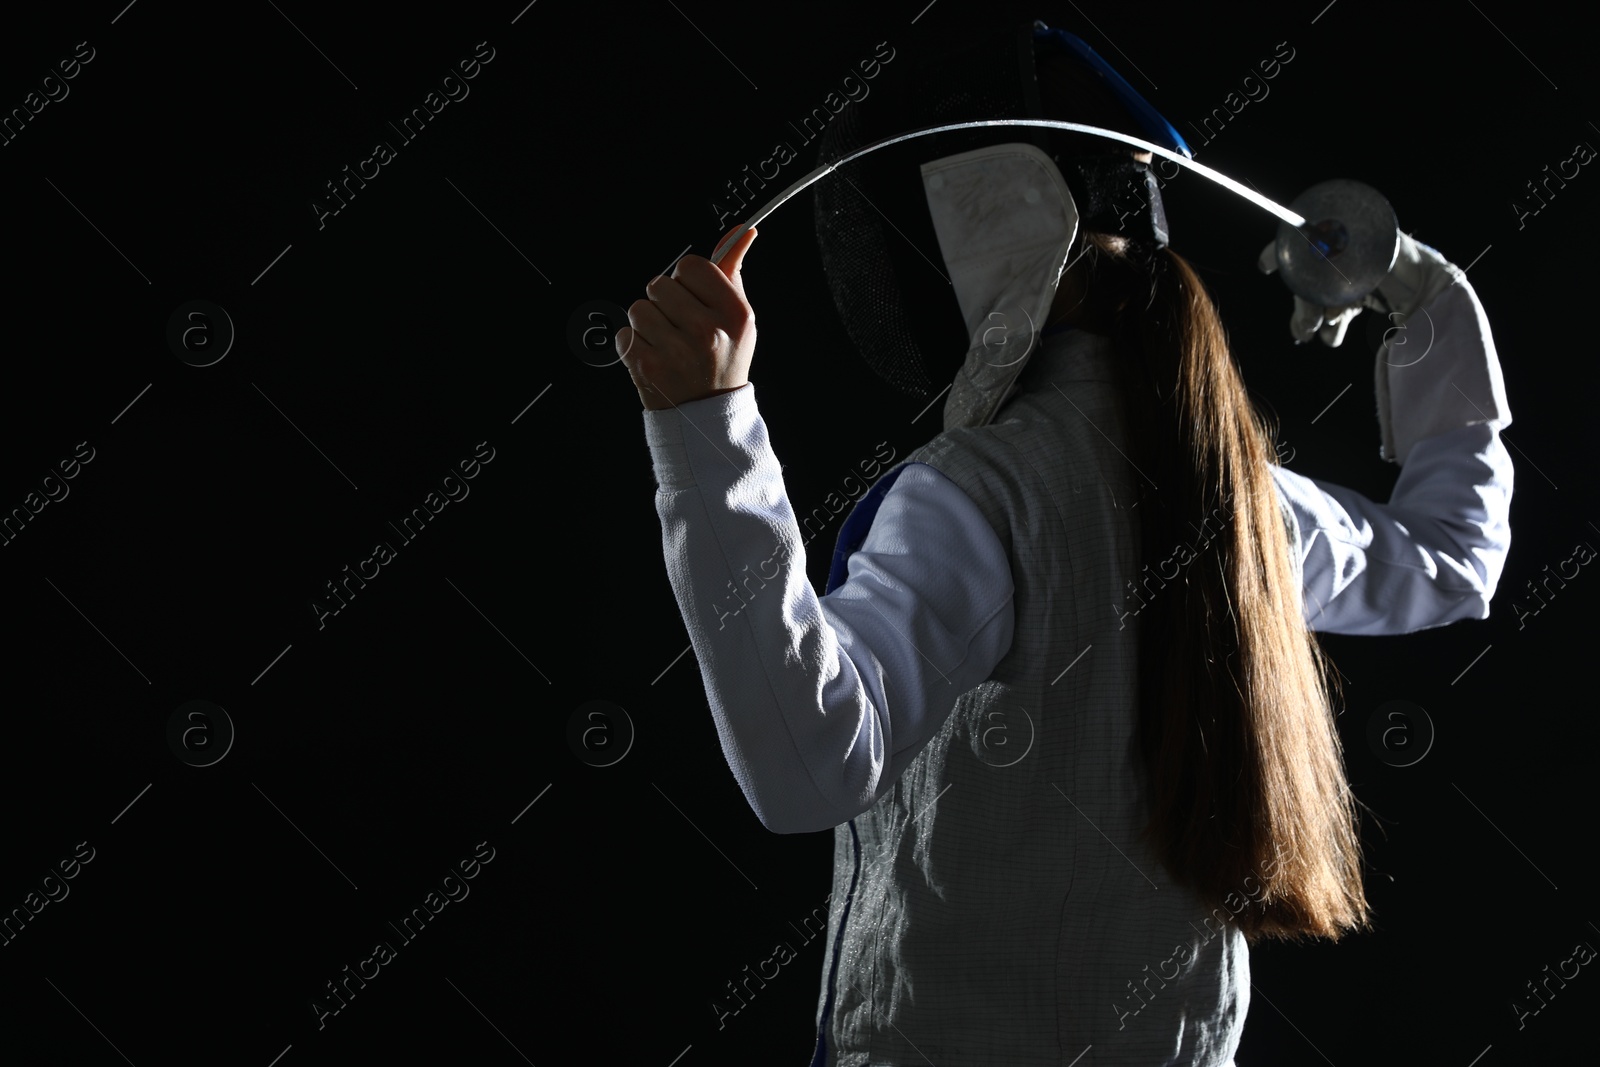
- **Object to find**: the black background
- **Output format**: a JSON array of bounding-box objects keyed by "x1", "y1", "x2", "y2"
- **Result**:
[{"x1": 0, "y1": 1, "x2": 1593, "y2": 1063}]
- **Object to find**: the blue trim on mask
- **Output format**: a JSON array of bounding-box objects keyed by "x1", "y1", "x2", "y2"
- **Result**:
[{"x1": 1033, "y1": 23, "x2": 1192, "y2": 159}]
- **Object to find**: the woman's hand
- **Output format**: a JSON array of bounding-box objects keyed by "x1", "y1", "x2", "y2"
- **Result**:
[{"x1": 618, "y1": 226, "x2": 758, "y2": 411}]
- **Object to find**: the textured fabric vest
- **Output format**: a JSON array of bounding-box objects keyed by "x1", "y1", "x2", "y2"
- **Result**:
[{"x1": 811, "y1": 327, "x2": 1300, "y2": 1066}]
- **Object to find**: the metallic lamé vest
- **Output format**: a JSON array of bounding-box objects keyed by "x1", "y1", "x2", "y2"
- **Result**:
[{"x1": 813, "y1": 328, "x2": 1299, "y2": 1065}]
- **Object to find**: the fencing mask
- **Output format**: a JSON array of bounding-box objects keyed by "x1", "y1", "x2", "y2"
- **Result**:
[{"x1": 812, "y1": 19, "x2": 1192, "y2": 418}]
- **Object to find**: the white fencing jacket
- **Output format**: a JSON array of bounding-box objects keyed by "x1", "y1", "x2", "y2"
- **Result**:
[{"x1": 642, "y1": 143, "x2": 1512, "y2": 1065}]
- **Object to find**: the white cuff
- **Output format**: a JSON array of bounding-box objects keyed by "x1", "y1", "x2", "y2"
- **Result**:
[{"x1": 1374, "y1": 277, "x2": 1510, "y2": 465}]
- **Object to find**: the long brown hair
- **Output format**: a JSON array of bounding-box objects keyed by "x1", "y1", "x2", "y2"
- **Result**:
[{"x1": 1071, "y1": 232, "x2": 1371, "y2": 942}]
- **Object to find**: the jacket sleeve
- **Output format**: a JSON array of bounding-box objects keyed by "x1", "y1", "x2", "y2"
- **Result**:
[
  {"x1": 1269, "y1": 278, "x2": 1514, "y2": 635},
  {"x1": 644, "y1": 385, "x2": 1014, "y2": 834}
]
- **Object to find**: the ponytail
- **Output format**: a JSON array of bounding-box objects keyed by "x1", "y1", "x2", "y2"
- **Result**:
[{"x1": 1085, "y1": 234, "x2": 1372, "y2": 941}]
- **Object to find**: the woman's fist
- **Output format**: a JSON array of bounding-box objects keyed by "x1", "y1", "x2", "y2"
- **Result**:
[{"x1": 618, "y1": 226, "x2": 758, "y2": 411}]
